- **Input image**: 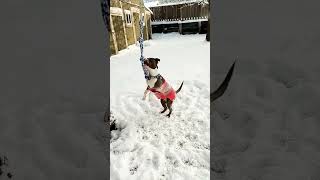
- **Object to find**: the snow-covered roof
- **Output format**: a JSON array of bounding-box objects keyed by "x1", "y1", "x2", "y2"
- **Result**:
[
  {"x1": 110, "y1": 7, "x2": 123, "y2": 16},
  {"x1": 145, "y1": 0, "x2": 208, "y2": 8},
  {"x1": 144, "y1": 1, "x2": 160, "y2": 7}
]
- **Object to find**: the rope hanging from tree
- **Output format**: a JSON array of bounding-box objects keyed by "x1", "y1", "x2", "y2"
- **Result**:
[
  {"x1": 139, "y1": 4, "x2": 150, "y2": 80},
  {"x1": 101, "y1": 0, "x2": 149, "y2": 80}
]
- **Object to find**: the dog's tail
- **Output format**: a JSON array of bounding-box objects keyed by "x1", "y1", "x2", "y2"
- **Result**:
[
  {"x1": 211, "y1": 60, "x2": 236, "y2": 102},
  {"x1": 176, "y1": 81, "x2": 184, "y2": 94}
]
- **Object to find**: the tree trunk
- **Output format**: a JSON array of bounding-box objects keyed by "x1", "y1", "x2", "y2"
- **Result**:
[
  {"x1": 206, "y1": 0, "x2": 210, "y2": 41},
  {"x1": 101, "y1": 0, "x2": 110, "y2": 32},
  {"x1": 206, "y1": 18, "x2": 210, "y2": 41}
]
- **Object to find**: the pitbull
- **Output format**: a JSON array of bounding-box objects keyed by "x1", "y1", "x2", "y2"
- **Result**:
[
  {"x1": 142, "y1": 57, "x2": 236, "y2": 117},
  {"x1": 142, "y1": 58, "x2": 184, "y2": 118}
]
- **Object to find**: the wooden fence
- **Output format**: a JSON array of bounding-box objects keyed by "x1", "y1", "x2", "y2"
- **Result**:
[{"x1": 150, "y1": 3, "x2": 208, "y2": 21}]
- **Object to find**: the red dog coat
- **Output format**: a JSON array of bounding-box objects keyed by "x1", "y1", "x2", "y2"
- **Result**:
[{"x1": 149, "y1": 80, "x2": 176, "y2": 101}]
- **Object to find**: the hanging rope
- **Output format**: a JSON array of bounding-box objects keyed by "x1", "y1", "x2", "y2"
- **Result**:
[
  {"x1": 139, "y1": 5, "x2": 150, "y2": 80},
  {"x1": 101, "y1": 0, "x2": 149, "y2": 80}
]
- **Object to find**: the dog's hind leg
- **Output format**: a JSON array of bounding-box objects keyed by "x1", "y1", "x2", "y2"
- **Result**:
[
  {"x1": 160, "y1": 99, "x2": 167, "y2": 113},
  {"x1": 166, "y1": 99, "x2": 173, "y2": 118}
]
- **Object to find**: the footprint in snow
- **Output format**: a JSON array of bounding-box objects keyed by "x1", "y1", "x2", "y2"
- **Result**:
[
  {"x1": 185, "y1": 133, "x2": 198, "y2": 141},
  {"x1": 152, "y1": 153, "x2": 160, "y2": 170},
  {"x1": 142, "y1": 135, "x2": 149, "y2": 140}
]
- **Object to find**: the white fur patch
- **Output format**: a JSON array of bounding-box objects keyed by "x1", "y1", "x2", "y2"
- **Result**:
[
  {"x1": 144, "y1": 65, "x2": 160, "y2": 88},
  {"x1": 145, "y1": 65, "x2": 159, "y2": 76},
  {"x1": 146, "y1": 78, "x2": 157, "y2": 88}
]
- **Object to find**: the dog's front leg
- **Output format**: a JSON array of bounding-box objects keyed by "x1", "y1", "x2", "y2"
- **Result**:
[{"x1": 142, "y1": 86, "x2": 150, "y2": 100}]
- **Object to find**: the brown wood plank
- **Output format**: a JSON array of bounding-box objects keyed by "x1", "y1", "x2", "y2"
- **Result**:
[{"x1": 149, "y1": 3, "x2": 209, "y2": 21}]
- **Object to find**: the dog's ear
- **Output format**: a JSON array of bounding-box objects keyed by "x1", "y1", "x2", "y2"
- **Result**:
[{"x1": 154, "y1": 58, "x2": 160, "y2": 69}]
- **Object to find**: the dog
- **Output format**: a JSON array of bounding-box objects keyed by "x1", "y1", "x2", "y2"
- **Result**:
[
  {"x1": 142, "y1": 57, "x2": 235, "y2": 117},
  {"x1": 142, "y1": 58, "x2": 184, "y2": 118}
]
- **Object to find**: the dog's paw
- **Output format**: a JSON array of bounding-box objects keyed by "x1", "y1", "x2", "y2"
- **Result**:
[
  {"x1": 160, "y1": 109, "x2": 167, "y2": 113},
  {"x1": 166, "y1": 114, "x2": 171, "y2": 118}
]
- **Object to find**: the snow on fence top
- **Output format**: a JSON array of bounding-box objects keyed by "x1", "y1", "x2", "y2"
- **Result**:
[
  {"x1": 151, "y1": 17, "x2": 208, "y2": 25},
  {"x1": 145, "y1": 0, "x2": 208, "y2": 8}
]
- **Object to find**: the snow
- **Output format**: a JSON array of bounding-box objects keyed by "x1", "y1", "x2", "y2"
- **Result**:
[
  {"x1": 213, "y1": 57, "x2": 320, "y2": 179},
  {"x1": 110, "y1": 33, "x2": 210, "y2": 179},
  {"x1": 151, "y1": 18, "x2": 208, "y2": 25},
  {"x1": 211, "y1": 0, "x2": 320, "y2": 178},
  {"x1": 110, "y1": 7, "x2": 124, "y2": 16},
  {"x1": 145, "y1": 0, "x2": 207, "y2": 8},
  {"x1": 213, "y1": 60, "x2": 320, "y2": 179},
  {"x1": 0, "y1": 0, "x2": 108, "y2": 179},
  {"x1": 144, "y1": 1, "x2": 160, "y2": 8}
]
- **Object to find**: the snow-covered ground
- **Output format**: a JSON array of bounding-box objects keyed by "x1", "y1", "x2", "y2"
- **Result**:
[
  {"x1": 212, "y1": 56, "x2": 320, "y2": 179},
  {"x1": 211, "y1": 0, "x2": 320, "y2": 178},
  {"x1": 110, "y1": 33, "x2": 210, "y2": 179},
  {"x1": 1, "y1": 0, "x2": 108, "y2": 179}
]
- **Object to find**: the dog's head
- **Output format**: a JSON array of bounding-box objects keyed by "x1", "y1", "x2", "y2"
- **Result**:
[{"x1": 144, "y1": 58, "x2": 160, "y2": 69}]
